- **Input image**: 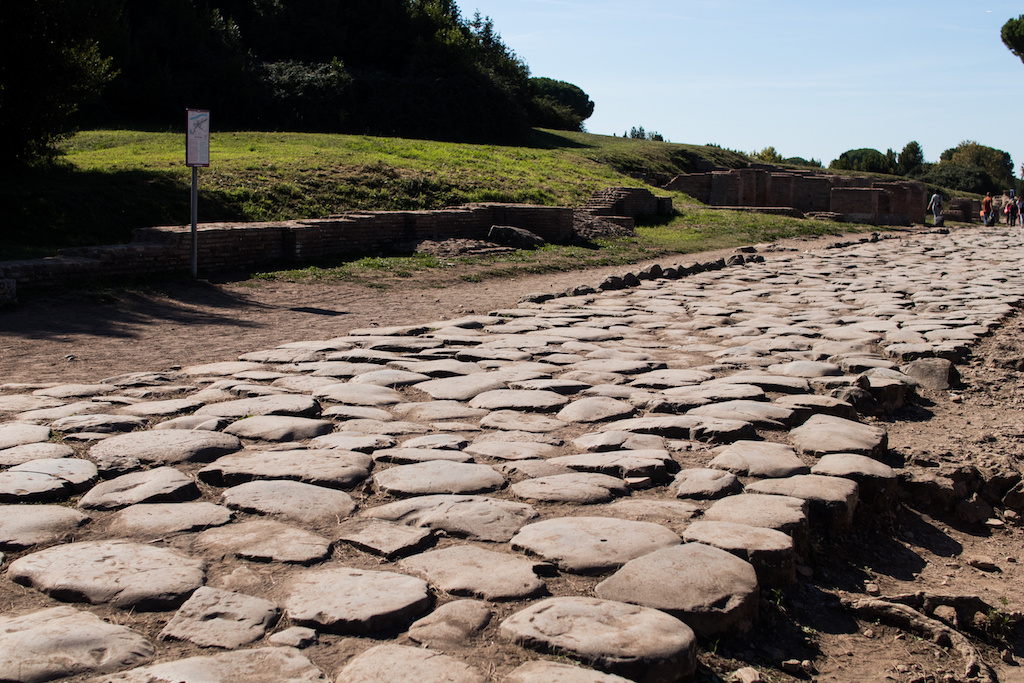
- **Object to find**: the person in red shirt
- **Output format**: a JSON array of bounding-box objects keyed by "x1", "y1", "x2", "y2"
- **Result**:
[{"x1": 982, "y1": 193, "x2": 994, "y2": 226}]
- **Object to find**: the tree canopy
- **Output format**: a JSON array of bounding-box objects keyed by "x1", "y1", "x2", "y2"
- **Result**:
[{"x1": 2, "y1": 0, "x2": 595, "y2": 163}]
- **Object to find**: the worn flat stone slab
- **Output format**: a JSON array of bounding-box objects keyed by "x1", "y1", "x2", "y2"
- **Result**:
[
  {"x1": 221, "y1": 480, "x2": 355, "y2": 524},
  {"x1": 710, "y1": 441, "x2": 810, "y2": 478},
  {"x1": 183, "y1": 361, "x2": 267, "y2": 376},
  {"x1": 49, "y1": 414, "x2": 148, "y2": 434},
  {"x1": 198, "y1": 449, "x2": 372, "y2": 489},
  {"x1": 0, "y1": 469, "x2": 76, "y2": 504},
  {"x1": 688, "y1": 400, "x2": 795, "y2": 429},
  {"x1": 16, "y1": 400, "x2": 115, "y2": 423},
  {"x1": 223, "y1": 415, "x2": 334, "y2": 442},
  {"x1": 703, "y1": 493, "x2": 810, "y2": 554},
  {"x1": 336, "y1": 419, "x2": 429, "y2": 435},
  {"x1": 0, "y1": 606, "x2": 155, "y2": 682},
  {"x1": 745, "y1": 474, "x2": 859, "y2": 531},
  {"x1": 789, "y1": 414, "x2": 888, "y2": 458},
  {"x1": 89, "y1": 430, "x2": 242, "y2": 467},
  {"x1": 572, "y1": 431, "x2": 666, "y2": 452},
  {"x1": 500, "y1": 596, "x2": 696, "y2": 682},
  {"x1": 595, "y1": 543, "x2": 759, "y2": 637},
  {"x1": 774, "y1": 394, "x2": 858, "y2": 423},
  {"x1": 511, "y1": 472, "x2": 629, "y2": 504},
  {"x1": 682, "y1": 521, "x2": 796, "y2": 587},
  {"x1": 811, "y1": 452, "x2": 897, "y2": 509},
  {"x1": 480, "y1": 410, "x2": 568, "y2": 433},
  {"x1": 469, "y1": 389, "x2": 568, "y2": 411},
  {"x1": 672, "y1": 468, "x2": 742, "y2": 499},
  {"x1": 336, "y1": 518, "x2": 434, "y2": 559},
  {"x1": 400, "y1": 544, "x2": 547, "y2": 600},
  {"x1": 108, "y1": 502, "x2": 232, "y2": 536},
  {"x1": 313, "y1": 383, "x2": 406, "y2": 406},
  {"x1": 194, "y1": 519, "x2": 331, "y2": 564},
  {"x1": 0, "y1": 442, "x2": 73, "y2": 466},
  {"x1": 335, "y1": 643, "x2": 486, "y2": 683},
  {"x1": 152, "y1": 415, "x2": 230, "y2": 432},
  {"x1": 402, "y1": 433, "x2": 469, "y2": 450},
  {"x1": 504, "y1": 660, "x2": 633, "y2": 682},
  {"x1": 548, "y1": 450, "x2": 673, "y2": 481},
  {"x1": 556, "y1": 396, "x2": 636, "y2": 423},
  {"x1": 408, "y1": 599, "x2": 491, "y2": 647},
  {"x1": 598, "y1": 415, "x2": 755, "y2": 443},
  {"x1": 361, "y1": 494, "x2": 537, "y2": 542},
  {"x1": 33, "y1": 383, "x2": 116, "y2": 398},
  {"x1": 463, "y1": 441, "x2": 558, "y2": 461},
  {"x1": 372, "y1": 447, "x2": 473, "y2": 463},
  {"x1": 415, "y1": 374, "x2": 510, "y2": 400},
  {"x1": 390, "y1": 400, "x2": 488, "y2": 422},
  {"x1": 0, "y1": 504, "x2": 90, "y2": 549},
  {"x1": 79, "y1": 466, "x2": 199, "y2": 510},
  {"x1": 710, "y1": 373, "x2": 810, "y2": 394},
  {"x1": 8, "y1": 457, "x2": 97, "y2": 491},
  {"x1": 588, "y1": 499, "x2": 699, "y2": 534},
  {"x1": 309, "y1": 432, "x2": 395, "y2": 452},
  {"x1": 285, "y1": 567, "x2": 429, "y2": 634},
  {"x1": 160, "y1": 586, "x2": 280, "y2": 648},
  {"x1": 90, "y1": 647, "x2": 326, "y2": 683},
  {"x1": 0, "y1": 395, "x2": 65, "y2": 413},
  {"x1": 511, "y1": 516, "x2": 680, "y2": 574},
  {"x1": 494, "y1": 460, "x2": 575, "y2": 483},
  {"x1": 0, "y1": 422, "x2": 52, "y2": 449},
  {"x1": 374, "y1": 460, "x2": 505, "y2": 496},
  {"x1": 348, "y1": 369, "x2": 431, "y2": 386},
  {"x1": 118, "y1": 398, "x2": 205, "y2": 418},
  {"x1": 7, "y1": 540, "x2": 205, "y2": 609}
]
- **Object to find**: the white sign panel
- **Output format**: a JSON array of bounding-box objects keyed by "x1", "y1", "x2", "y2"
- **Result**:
[{"x1": 186, "y1": 109, "x2": 210, "y2": 167}]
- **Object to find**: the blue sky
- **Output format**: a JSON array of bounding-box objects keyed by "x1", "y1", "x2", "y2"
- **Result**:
[{"x1": 463, "y1": 1, "x2": 1024, "y2": 171}]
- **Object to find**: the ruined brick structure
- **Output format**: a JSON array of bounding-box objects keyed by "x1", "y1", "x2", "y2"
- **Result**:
[{"x1": 665, "y1": 165, "x2": 927, "y2": 225}]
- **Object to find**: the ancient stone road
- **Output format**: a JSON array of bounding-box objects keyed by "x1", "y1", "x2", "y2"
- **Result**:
[{"x1": 1, "y1": 226, "x2": 1022, "y2": 682}]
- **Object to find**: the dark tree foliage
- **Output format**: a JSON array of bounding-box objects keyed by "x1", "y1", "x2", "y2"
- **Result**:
[
  {"x1": 1002, "y1": 15, "x2": 1024, "y2": 64},
  {"x1": 926, "y1": 141, "x2": 1015, "y2": 194},
  {"x1": 897, "y1": 141, "x2": 924, "y2": 176},
  {"x1": 529, "y1": 77, "x2": 595, "y2": 131},
  {"x1": 1, "y1": 0, "x2": 121, "y2": 164},
  {"x1": 917, "y1": 163, "x2": 992, "y2": 195},
  {"x1": 829, "y1": 148, "x2": 895, "y2": 174}
]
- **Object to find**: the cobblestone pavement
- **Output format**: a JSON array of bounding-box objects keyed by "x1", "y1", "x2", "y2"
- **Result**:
[{"x1": 1, "y1": 226, "x2": 1022, "y2": 682}]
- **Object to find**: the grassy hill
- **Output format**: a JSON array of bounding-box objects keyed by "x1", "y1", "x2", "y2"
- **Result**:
[{"x1": 1, "y1": 128, "x2": 851, "y2": 266}]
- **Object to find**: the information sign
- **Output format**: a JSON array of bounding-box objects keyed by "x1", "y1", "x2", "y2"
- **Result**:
[{"x1": 186, "y1": 109, "x2": 210, "y2": 167}]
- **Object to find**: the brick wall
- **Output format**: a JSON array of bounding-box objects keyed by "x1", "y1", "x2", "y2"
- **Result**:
[{"x1": 0, "y1": 203, "x2": 573, "y2": 293}]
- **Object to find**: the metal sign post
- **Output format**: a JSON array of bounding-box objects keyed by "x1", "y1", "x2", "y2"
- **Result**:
[{"x1": 185, "y1": 109, "x2": 210, "y2": 279}]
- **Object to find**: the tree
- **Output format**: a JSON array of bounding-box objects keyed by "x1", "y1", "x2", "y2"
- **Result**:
[
  {"x1": 829, "y1": 148, "x2": 895, "y2": 174},
  {"x1": 529, "y1": 77, "x2": 594, "y2": 130},
  {"x1": 1, "y1": 0, "x2": 120, "y2": 163},
  {"x1": 944, "y1": 141, "x2": 1014, "y2": 190},
  {"x1": 1002, "y1": 15, "x2": 1024, "y2": 64},
  {"x1": 897, "y1": 141, "x2": 924, "y2": 176},
  {"x1": 753, "y1": 146, "x2": 783, "y2": 164}
]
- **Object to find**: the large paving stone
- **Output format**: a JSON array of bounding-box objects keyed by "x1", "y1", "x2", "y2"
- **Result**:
[
  {"x1": 709, "y1": 441, "x2": 810, "y2": 478},
  {"x1": 789, "y1": 414, "x2": 888, "y2": 458},
  {"x1": 391, "y1": 400, "x2": 488, "y2": 422},
  {"x1": 194, "y1": 519, "x2": 331, "y2": 564},
  {"x1": 504, "y1": 660, "x2": 633, "y2": 682},
  {"x1": 672, "y1": 468, "x2": 742, "y2": 499},
  {"x1": 336, "y1": 518, "x2": 435, "y2": 559},
  {"x1": 117, "y1": 397, "x2": 205, "y2": 418},
  {"x1": 682, "y1": 521, "x2": 796, "y2": 587},
  {"x1": 469, "y1": 389, "x2": 569, "y2": 411},
  {"x1": 811, "y1": 452, "x2": 897, "y2": 509},
  {"x1": 500, "y1": 596, "x2": 697, "y2": 682},
  {"x1": 193, "y1": 394, "x2": 321, "y2": 418},
  {"x1": 221, "y1": 480, "x2": 355, "y2": 523},
  {"x1": 373, "y1": 460, "x2": 505, "y2": 496},
  {"x1": 7, "y1": 540, "x2": 205, "y2": 609},
  {"x1": 0, "y1": 442, "x2": 74, "y2": 466},
  {"x1": 285, "y1": 567, "x2": 430, "y2": 633},
  {"x1": 89, "y1": 647, "x2": 327, "y2": 682},
  {"x1": 314, "y1": 383, "x2": 406, "y2": 406},
  {"x1": 0, "y1": 504, "x2": 90, "y2": 549},
  {"x1": 598, "y1": 415, "x2": 756, "y2": 443},
  {"x1": 399, "y1": 544, "x2": 547, "y2": 600},
  {"x1": 108, "y1": 502, "x2": 232, "y2": 536},
  {"x1": 510, "y1": 472, "x2": 629, "y2": 504},
  {"x1": 198, "y1": 449, "x2": 372, "y2": 489},
  {"x1": 704, "y1": 493, "x2": 810, "y2": 555},
  {"x1": 745, "y1": 474, "x2": 860, "y2": 531},
  {"x1": 555, "y1": 396, "x2": 636, "y2": 423},
  {"x1": 548, "y1": 450, "x2": 674, "y2": 481},
  {"x1": 160, "y1": 586, "x2": 280, "y2": 648},
  {"x1": 415, "y1": 374, "x2": 510, "y2": 400},
  {"x1": 687, "y1": 400, "x2": 796, "y2": 429},
  {"x1": 0, "y1": 606, "x2": 155, "y2": 682},
  {"x1": 335, "y1": 643, "x2": 486, "y2": 682},
  {"x1": 0, "y1": 422, "x2": 51, "y2": 449},
  {"x1": 595, "y1": 543, "x2": 759, "y2": 637},
  {"x1": 511, "y1": 516, "x2": 680, "y2": 574},
  {"x1": 464, "y1": 440, "x2": 558, "y2": 460},
  {"x1": 49, "y1": 414, "x2": 148, "y2": 434},
  {"x1": 223, "y1": 415, "x2": 334, "y2": 441},
  {"x1": 479, "y1": 410, "x2": 568, "y2": 433},
  {"x1": 587, "y1": 499, "x2": 699, "y2": 534},
  {"x1": 88, "y1": 430, "x2": 242, "y2": 467},
  {"x1": 361, "y1": 494, "x2": 537, "y2": 542},
  {"x1": 372, "y1": 447, "x2": 473, "y2": 463},
  {"x1": 78, "y1": 466, "x2": 199, "y2": 510},
  {"x1": 407, "y1": 599, "x2": 491, "y2": 647}
]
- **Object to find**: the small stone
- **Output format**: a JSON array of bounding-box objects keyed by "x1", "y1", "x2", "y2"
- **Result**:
[
  {"x1": 967, "y1": 555, "x2": 1001, "y2": 572},
  {"x1": 268, "y1": 626, "x2": 318, "y2": 648},
  {"x1": 160, "y1": 586, "x2": 281, "y2": 648}
]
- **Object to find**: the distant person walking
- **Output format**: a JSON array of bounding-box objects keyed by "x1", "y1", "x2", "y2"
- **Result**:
[
  {"x1": 1009, "y1": 197, "x2": 1019, "y2": 227},
  {"x1": 926, "y1": 192, "x2": 943, "y2": 223},
  {"x1": 982, "y1": 192, "x2": 994, "y2": 226}
]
